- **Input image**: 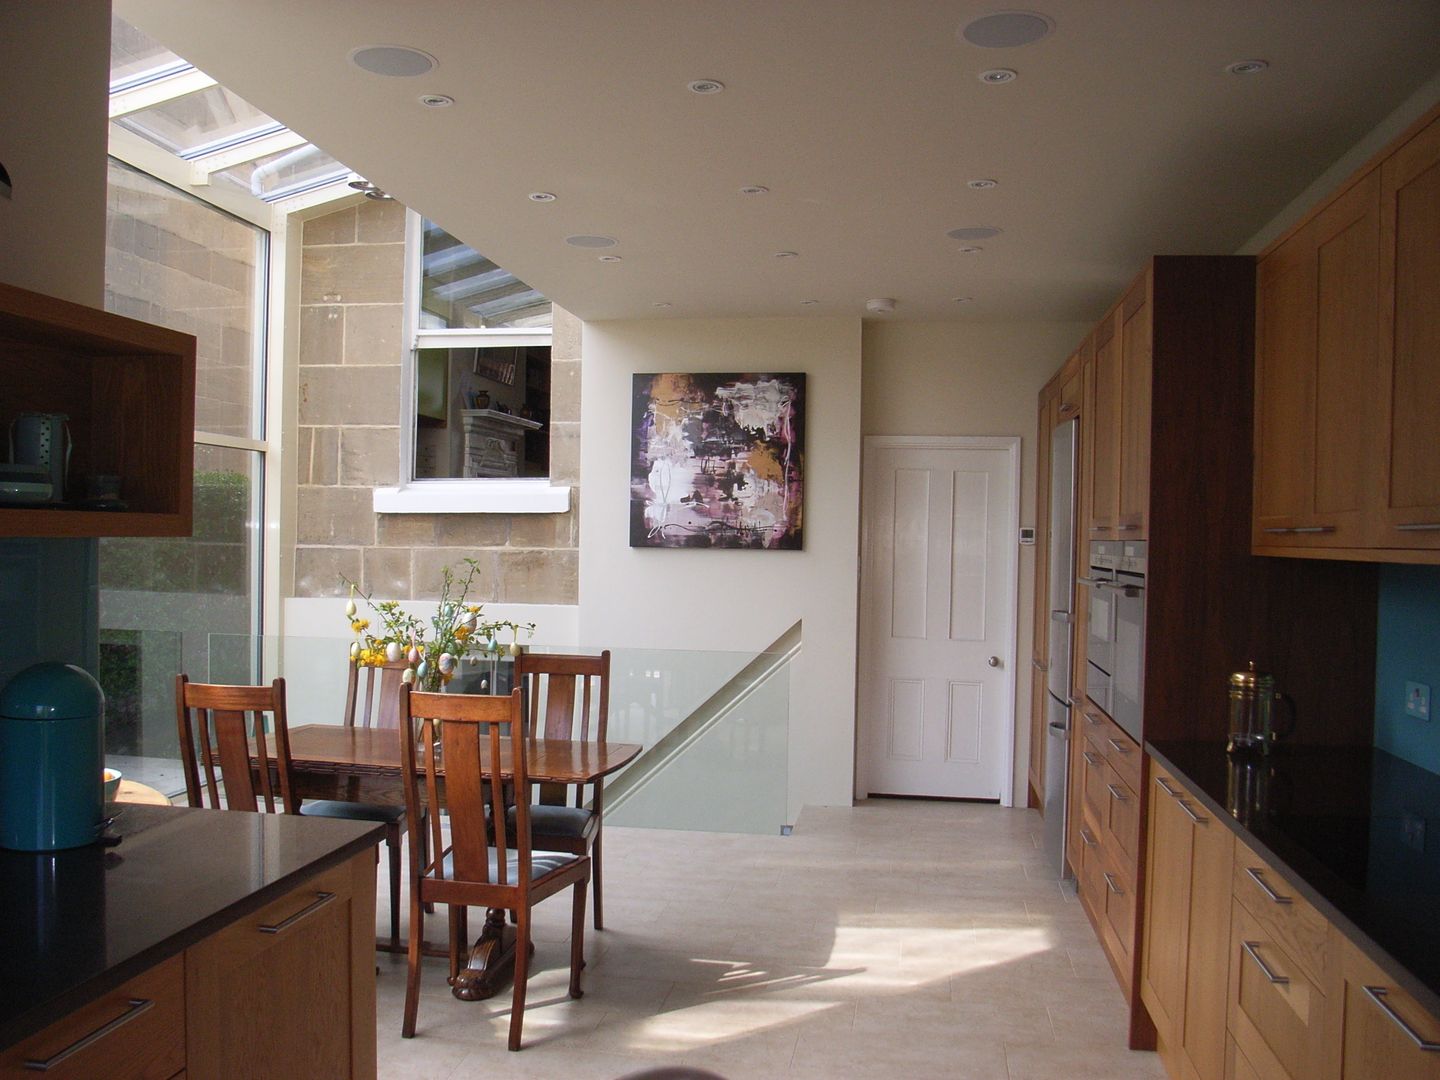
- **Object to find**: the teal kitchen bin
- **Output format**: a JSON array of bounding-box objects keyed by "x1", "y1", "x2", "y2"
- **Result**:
[{"x1": 0, "y1": 662, "x2": 106, "y2": 850}]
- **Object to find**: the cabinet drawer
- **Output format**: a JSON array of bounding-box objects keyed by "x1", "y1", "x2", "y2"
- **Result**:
[
  {"x1": 1101, "y1": 850, "x2": 1136, "y2": 955},
  {"x1": 1228, "y1": 902, "x2": 1326, "y2": 1080},
  {"x1": 1081, "y1": 733, "x2": 1109, "y2": 823},
  {"x1": 1232, "y1": 841, "x2": 1330, "y2": 987},
  {"x1": 1080, "y1": 703, "x2": 1142, "y2": 793},
  {"x1": 1336, "y1": 929, "x2": 1440, "y2": 1079},
  {"x1": 1227, "y1": 1035, "x2": 1265, "y2": 1080},
  {"x1": 0, "y1": 955, "x2": 185, "y2": 1080},
  {"x1": 1076, "y1": 815, "x2": 1106, "y2": 907},
  {"x1": 1102, "y1": 764, "x2": 1140, "y2": 867}
]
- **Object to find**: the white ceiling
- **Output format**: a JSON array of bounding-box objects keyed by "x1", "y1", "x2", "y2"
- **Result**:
[{"x1": 119, "y1": 0, "x2": 1440, "y2": 324}]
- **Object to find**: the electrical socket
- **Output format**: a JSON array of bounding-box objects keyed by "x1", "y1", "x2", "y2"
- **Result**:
[
  {"x1": 1405, "y1": 681, "x2": 1431, "y2": 720},
  {"x1": 1403, "y1": 810, "x2": 1427, "y2": 852}
]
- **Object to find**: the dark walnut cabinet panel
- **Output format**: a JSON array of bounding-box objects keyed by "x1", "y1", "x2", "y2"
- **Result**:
[{"x1": 0, "y1": 281, "x2": 196, "y2": 538}]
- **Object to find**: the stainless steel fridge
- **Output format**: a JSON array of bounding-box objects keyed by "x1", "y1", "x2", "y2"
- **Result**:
[{"x1": 1041, "y1": 418, "x2": 1077, "y2": 879}]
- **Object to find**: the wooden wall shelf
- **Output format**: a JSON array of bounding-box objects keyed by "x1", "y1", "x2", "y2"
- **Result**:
[{"x1": 0, "y1": 281, "x2": 195, "y2": 539}]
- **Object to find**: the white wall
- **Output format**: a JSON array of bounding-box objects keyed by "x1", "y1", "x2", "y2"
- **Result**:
[
  {"x1": 579, "y1": 317, "x2": 862, "y2": 820},
  {"x1": 861, "y1": 319, "x2": 1090, "y2": 802},
  {"x1": 0, "y1": 1, "x2": 109, "y2": 306}
]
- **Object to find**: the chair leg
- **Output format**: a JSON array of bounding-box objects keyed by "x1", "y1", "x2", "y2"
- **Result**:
[
  {"x1": 418, "y1": 810, "x2": 434, "y2": 914},
  {"x1": 387, "y1": 825, "x2": 402, "y2": 945},
  {"x1": 448, "y1": 905, "x2": 467, "y2": 982},
  {"x1": 509, "y1": 908, "x2": 531, "y2": 1051},
  {"x1": 569, "y1": 877, "x2": 587, "y2": 999},
  {"x1": 591, "y1": 827, "x2": 604, "y2": 931},
  {"x1": 401, "y1": 887, "x2": 425, "y2": 1037}
]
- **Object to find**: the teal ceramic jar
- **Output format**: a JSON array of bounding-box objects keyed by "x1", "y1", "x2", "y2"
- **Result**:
[{"x1": 0, "y1": 662, "x2": 106, "y2": 851}]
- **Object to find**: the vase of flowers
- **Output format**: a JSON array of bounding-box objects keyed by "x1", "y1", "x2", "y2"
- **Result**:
[{"x1": 341, "y1": 559, "x2": 534, "y2": 692}]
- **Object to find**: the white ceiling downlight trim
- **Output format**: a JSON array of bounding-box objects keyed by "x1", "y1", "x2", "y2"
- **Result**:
[
  {"x1": 565, "y1": 234, "x2": 618, "y2": 248},
  {"x1": 947, "y1": 226, "x2": 1003, "y2": 241},
  {"x1": 348, "y1": 45, "x2": 437, "y2": 77},
  {"x1": 961, "y1": 12, "x2": 1054, "y2": 49},
  {"x1": 978, "y1": 68, "x2": 1018, "y2": 84}
]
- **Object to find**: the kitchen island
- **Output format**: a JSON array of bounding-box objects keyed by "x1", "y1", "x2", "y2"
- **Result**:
[{"x1": 1, "y1": 803, "x2": 382, "y2": 1078}]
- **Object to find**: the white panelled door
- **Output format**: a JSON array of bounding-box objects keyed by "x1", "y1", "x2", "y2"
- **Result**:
[{"x1": 859, "y1": 437, "x2": 1018, "y2": 802}]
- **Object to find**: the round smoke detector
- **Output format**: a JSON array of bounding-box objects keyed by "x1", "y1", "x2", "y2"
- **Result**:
[
  {"x1": 565, "y1": 234, "x2": 618, "y2": 248},
  {"x1": 960, "y1": 11, "x2": 1054, "y2": 48},
  {"x1": 978, "y1": 68, "x2": 1018, "y2": 84},
  {"x1": 946, "y1": 225, "x2": 1003, "y2": 242},
  {"x1": 349, "y1": 45, "x2": 437, "y2": 77}
]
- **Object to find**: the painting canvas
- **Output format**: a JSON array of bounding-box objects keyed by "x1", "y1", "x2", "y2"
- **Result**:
[{"x1": 630, "y1": 372, "x2": 805, "y2": 549}]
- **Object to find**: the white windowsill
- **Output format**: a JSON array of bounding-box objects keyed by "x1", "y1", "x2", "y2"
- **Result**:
[{"x1": 372, "y1": 479, "x2": 571, "y2": 515}]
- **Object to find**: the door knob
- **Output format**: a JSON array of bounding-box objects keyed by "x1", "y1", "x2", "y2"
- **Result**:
[{"x1": 987, "y1": 656, "x2": 1001, "y2": 668}]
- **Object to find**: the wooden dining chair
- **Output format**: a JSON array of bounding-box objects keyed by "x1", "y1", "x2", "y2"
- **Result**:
[
  {"x1": 512, "y1": 650, "x2": 611, "y2": 929},
  {"x1": 175, "y1": 675, "x2": 299, "y2": 813},
  {"x1": 175, "y1": 673, "x2": 411, "y2": 945},
  {"x1": 399, "y1": 687, "x2": 590, "y2": 1051}
]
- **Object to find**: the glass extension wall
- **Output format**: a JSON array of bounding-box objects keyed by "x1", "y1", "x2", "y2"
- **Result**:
[{"x1": 98, "y1": 160, "x2": 267, "y2": 792}]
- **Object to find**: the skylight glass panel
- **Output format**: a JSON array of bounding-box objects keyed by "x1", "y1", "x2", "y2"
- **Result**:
[
  {"x1": 421, "y1": 220, "x2": 552, "y2": 330},
  {"x1": 113, "y1": 84, "x2": 277, "y2": 157},
  {"x1": 109, "y1": 15, "x2": 184, "y2": 89},
  {"x1": 209, "y1": 144, "x2": 348, "y2": 201}
]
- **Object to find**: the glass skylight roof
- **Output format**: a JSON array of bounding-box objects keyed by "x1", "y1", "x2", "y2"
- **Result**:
[
  {"x1": 114, "y1": 84, "x2": 278, "y2": 158},
  {"x1": 109, "y1": 17, "x2": 184, "y2": 90},
  {"x1": 421, "y1": 220, "x2": 552, "y2": 330},
  {"x1": 210, "y1": 144, "x2": 350, "y2": 201}
]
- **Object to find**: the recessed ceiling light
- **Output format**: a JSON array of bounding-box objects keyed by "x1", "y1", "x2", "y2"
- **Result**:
[
  {"x1": 653, "y1": 302, "x2": 672, "y2": 308},
  {"x1": 865, "y1": 298, "x2": 897, "y2": 314},
  {"x1": 799, "y1": 299, "x2": 820, "y2": 306},
  {"x1": 528, "y1": 192, "x2": 557, "y2": 203},
  {"x1": 598, "y1": 255, "x2": 623, "y2": 263},
  {"x1": 1225, "y1": 59, "x2": 1270, "y2": 75},
  {"x1": 773, "y1": 251, "x2": 799, "y2": 258},
  {"x1": 947, "y1": 226, "x2": 1002, "y2": 241},
  {"x1": 961, "y1": 12, "x2": 1054, "y2": 48},
  {"x1": 952, "y1": 296, "x2": 974, "y2": 303},
  {"x1": 349, "y1": 45, "x2": 437, "y2": 77},
  {"x1": 967, "y1": 178, "x2": 999, "y2": 190},
  {"x1": 418, "y1": 94, "x2": 454, "y2": 108},
  {"x1": 739, "y1": 185, "x2": 770, "y2": 196},
  {"x1": 565, "y1": 234, "x2": 617, "y2": 248},
  {"x1": 956, "y1": 246, "x2": 983, "y2": 254},
  {"x1": 979, "y1": 68, "x2": 1018, "y2": 84},
  {"x1": 347, "y1": 178, "x2": 393, "y2": 200},
  {"x1": 688, "y1": 79, "x2": 725, "y2": 95}
]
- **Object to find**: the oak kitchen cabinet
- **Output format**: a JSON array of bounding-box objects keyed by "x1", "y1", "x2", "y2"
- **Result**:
[
  {"x1": 1333, "y1": 931, "x2": 1440, "y2": 1080},
  {"x1": 0, "y1": 807, "x2": 380, "y2": 1080},
  {"x1": 1254, "y1": 105, "x2": 1440, "y2": 562}
]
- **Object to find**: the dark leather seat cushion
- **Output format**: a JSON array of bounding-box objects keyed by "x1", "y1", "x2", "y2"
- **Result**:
[
  {"x1": 506, "y1": 803, "x2": 596, "y2": 840},
  {"x1": 436, "y1": 848, "x2": 580, "y2": 883},
  {"x1": 301, "y1": 799, "x2": 406, "y2": 825}
]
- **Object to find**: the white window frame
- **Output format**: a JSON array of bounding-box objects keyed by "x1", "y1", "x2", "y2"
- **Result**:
[{"x1": 371, "y1": 209, "x2": 570, "y2": 515}]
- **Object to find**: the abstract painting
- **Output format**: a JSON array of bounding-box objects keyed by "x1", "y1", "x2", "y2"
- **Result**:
[{"x1": 630, "y1": 372, "x2": 805, "y2": 549}]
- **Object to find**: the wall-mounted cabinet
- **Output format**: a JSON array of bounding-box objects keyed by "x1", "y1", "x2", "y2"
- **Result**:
[
  {"x1": 1254, "y1": 107, "x2": 1440, "y2": 563},
  {"x1": 0, "y1": 282, "x2": 196, "y2": 538}
]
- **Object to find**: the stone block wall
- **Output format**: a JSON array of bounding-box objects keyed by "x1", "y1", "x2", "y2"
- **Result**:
[{"x1": 292, "y1": 199, "x2": 580, "y2": 604}]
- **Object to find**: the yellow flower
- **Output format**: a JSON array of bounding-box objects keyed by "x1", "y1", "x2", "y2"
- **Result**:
[
  {"x1": 454, "y1": 625, "x2": 472, "y2": 640},
  {"x1": 350, "y1": 618, "x2": 370, "y2": 633}
]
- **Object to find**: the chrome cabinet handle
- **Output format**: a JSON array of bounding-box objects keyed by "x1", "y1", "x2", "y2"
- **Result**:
[
  {"x1": 1363, "y1": 987, "x2": 1440, "y2": 1051},
  {"x1": 1103, "y1": 872, "x2": 1124, "y2": 895},
  {"x1": 1059, "y1": 401, "x2": 1078, "y2": 416},
  {"x1": 1106, "y1": 737, "x2": 1131, "y2": 755},
  {"x1": 1082, "y1": 751, "x2": 1101, "y2": 766},
  {"x1": 1177, "y1": 800, "x2": 1208, "y2": 825},
  {"x1": 1116, "y1": 524, "x2": 1141, "y2": 531},
  {"x1": 1396, "y1": 523, "x2": 1440, "y2": 532},
  {"x1": 24, "y1": 999, "x2": 154, "y2": 1070},
  {"x1": 1155, "y1": 776, "x2": 1181, "y2": 798},
  {"x1": 258, "y1": 891, "x2": 336, "y2": 934},
  {"x1": 1084, "y1": 712, "x2": 1101, "y2": 727},
  {"x1": 1080, "y1": 827, "x2": 1098, "y2": 847},
  {"x1": 1107, "y1": 783, "x2": 1129, "y2": 802},
  {"x1": 1032, "y1": 657, "x2": 1049, "y2": 671},
  {"x1": 1263, "y1": 527, "x2": 1295, "y2": 534},
  {"x1": 1242, "y1": 940, "x2": 1289, "y2": 985},
  {"x1": 1291, "y1": 525, "x2": 1337, "y2": 534},
  {"x1": 1076, "y1": 576, "x2": 1108, "y2": 588},
  {"x1": 1245, "y1": 867, "x2": 1292, "y2": 905}
]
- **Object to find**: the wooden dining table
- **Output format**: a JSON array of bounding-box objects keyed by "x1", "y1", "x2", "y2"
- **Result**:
[{"x1": 273, "y1": 724, "x2": 641, "y2": 1001}]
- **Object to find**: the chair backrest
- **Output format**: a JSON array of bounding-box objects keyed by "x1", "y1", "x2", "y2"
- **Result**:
[
  {"x1": 399, "y1": 688, "x2": 534, "y2": 892},
  {"x1": 342, "y1": 659, "x2": 408, "y2": 729},
  {"x1": 175, "y1": 674, "x2": 298, "y2": 814},
  {"x1": 515, "y1": 650, "x2": 611, "y2": 743}
]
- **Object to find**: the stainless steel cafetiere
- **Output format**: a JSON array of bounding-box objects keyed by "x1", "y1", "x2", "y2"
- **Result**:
[{"x1": 1226, "y1": 660, "x2": 1296, "y2": 755}]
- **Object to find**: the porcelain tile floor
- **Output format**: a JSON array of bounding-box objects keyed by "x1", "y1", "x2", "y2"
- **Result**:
[{"x1": 373, "y1": 799, "x2": 1166, "y2": 1079}]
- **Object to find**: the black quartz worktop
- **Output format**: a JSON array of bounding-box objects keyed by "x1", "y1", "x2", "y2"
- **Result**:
[
  {"x1": 0, "y1": 803, "x2": 383, "y2": 1050},
  {"x1": 1148, "y1": 739, "x2": 1440, "y2": 1017}
]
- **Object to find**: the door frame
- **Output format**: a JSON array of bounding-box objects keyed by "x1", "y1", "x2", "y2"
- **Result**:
[{"x1": 857, "y1": 435, "x2": 1022, "y2": 807}]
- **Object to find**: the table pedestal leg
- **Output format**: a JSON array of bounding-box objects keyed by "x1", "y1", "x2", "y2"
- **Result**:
[{"x1": 450, "y1": 908, "x2": 531, "y2": 1001}]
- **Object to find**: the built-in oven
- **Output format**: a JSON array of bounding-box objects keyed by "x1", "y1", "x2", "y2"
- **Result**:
[{"x1": 1078, "y1": 540, "x2": 1146, "y2": 742}]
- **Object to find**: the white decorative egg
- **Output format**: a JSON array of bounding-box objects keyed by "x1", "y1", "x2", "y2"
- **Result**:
[
  {"x1": 385, "y1": 641, "x2": 403, "y2": 663},
  {"x1": 508, "y1": 642, "x2": 522, "y2": 657},
  {"x1": 349, "y1": 642, "x2": 361, "y2": 660},
  {"x1": 401, "y1": 667, "x2": 416, "y2": 684},
  {"x1": 438, "y1": 653, "x2": 455, "y2": 674}
]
